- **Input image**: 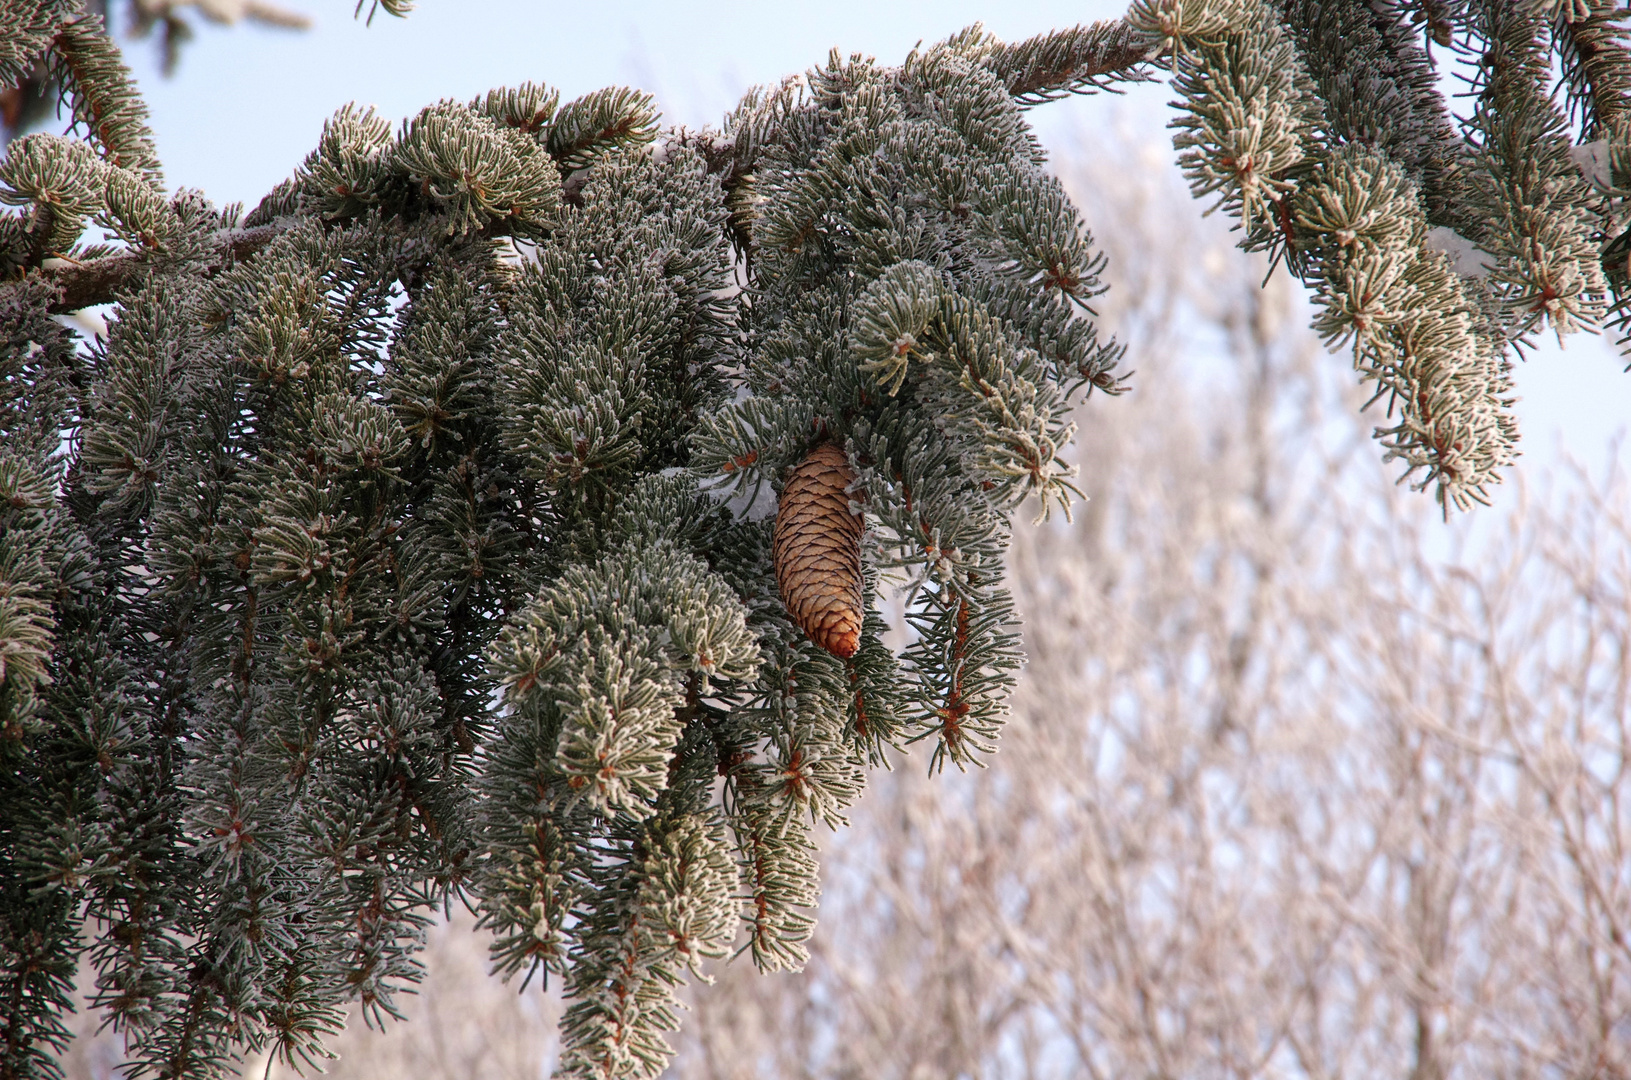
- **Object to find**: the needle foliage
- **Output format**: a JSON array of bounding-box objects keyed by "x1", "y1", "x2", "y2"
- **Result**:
[{"x1": 2, "y1": 1, "x2": 1629, "y2": 1076}]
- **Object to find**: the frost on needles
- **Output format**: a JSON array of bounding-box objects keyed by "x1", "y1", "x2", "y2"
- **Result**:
[
  {"x1": 3, "y1": 1, "x2": 1631, "y2": 1077},
  {"x1": 1130, "y1": 0, "x2": 1630, "y2": 509}
]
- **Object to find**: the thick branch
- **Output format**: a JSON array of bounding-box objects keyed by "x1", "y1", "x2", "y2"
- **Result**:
[
  {"x1": 20, "y1": 132, "x2": 771, "y2": 311},
  {"x1": 15, "y1": 223, "x2": 281, "y2": 313}
]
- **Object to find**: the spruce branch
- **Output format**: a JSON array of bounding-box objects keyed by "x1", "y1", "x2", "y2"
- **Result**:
[
  {"x1": 1278, "y1": 0, "x2": 1474, "y2": 232},
  {"x1": 13, "y1": 5, "x2": 1628, "y2": 1076},
  {"x1": 1553, "y1": 0, "x2": 1631, "y2": 156},
  {"x1": 49, "y1": 14, "x2": 162, "y2": 182},
  {"x1": 355, "y1": 0, "x2": 413, "y2": 24},
  {"x1": 1157, "y1": 0, "x2": 1323, "y2": 249},
  {"x1": 949, "y1": 20, "x2": 1160, "y2": 104},
  {"x1": 1297, "y1": 145, "x2": 1518, "y2": 507},
  {"x1": 1462, "y1": 0, "x2": 1608, "y2": 342},
  {"x1": 732, "y1": 770, "x2": 821, "y2": 973},
  {"x1": 1131, "y1": 0, "x2": 1532, "y2": 506},
  {"x1": 0, "y1": 1, "x2": 70, "y2": 90},
  {"x1": 546, "y1": 87, "x2": 661, "y2": 173},
  {"x1": 0, "y1": 217, "x2": 281, "y2": 313}
]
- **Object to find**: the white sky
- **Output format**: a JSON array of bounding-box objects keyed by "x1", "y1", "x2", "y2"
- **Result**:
[{"x1": 114, "y1": 0, "x2": 1631, "y2": 490}]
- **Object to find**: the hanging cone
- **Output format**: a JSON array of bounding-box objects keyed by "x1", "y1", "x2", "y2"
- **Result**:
[{"x1": 773, "y1": 442, "x2": 864, "y2": 659}]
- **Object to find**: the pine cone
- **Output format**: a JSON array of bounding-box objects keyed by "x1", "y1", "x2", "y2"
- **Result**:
[{"x1": 773, "y1": 442, "x2": 864, "y2": 659}]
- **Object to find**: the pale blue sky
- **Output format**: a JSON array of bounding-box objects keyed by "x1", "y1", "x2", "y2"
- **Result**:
[{"x1": 113, "y1": 0, "x2": 1631, "y2": 486}]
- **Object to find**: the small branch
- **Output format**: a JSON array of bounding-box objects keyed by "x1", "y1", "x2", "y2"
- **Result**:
[
  {"x1": 14, "y1": 223, "x2": 282, "y2": 313},
  {"x1": 993, "y1": 21, "x2": 1160, "y2": 105}
]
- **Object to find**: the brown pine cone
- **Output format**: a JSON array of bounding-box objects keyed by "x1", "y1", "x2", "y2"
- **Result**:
[{"x1": 773, "y1": 442, "x2": 864, "y2": 659}]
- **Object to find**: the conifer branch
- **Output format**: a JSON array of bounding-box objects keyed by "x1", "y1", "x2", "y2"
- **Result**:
[
  {"x1": 49, "y1": 14, "x2": 162, "y2": 182},
  {"x1": 1553, "y1": 0, "x2": 1631, "y2": 154},
  {"x1": 1127, "y1": 0, "x2": 1532, "y2": 507},
  {"x1": 0, "y1": 0, "x2": 70, "y2": 91},
  {"x1": 1464, "y1": 0, "x2": 1608, "y2": 342},
  {"x1": 981, "y1": 21, "x2": 1160, "y2": 104},
  {"x1": 1278, "y1": 0, "x2": 1473, "y2": 232},
  {"x1": 10, "y1": 5, "x2": 1631, "y2": 1075},
  {"x1": 14, "y1": 223, "x2": 277, "y2": 311}
]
